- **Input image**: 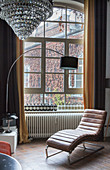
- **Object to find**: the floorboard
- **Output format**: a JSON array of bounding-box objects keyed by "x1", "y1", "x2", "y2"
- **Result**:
[{"x1": 12, "y1": 138, "x2": 110, "y2": 170}]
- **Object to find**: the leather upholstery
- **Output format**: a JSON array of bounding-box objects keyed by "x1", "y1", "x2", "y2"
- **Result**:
[{"x1": 46, "y1": 109, "x2": 107, "y2": 153}]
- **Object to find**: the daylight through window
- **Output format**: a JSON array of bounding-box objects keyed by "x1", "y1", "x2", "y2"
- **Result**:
[{"x1": 24, "y1": 3, "x2": 84, "y2": 110}]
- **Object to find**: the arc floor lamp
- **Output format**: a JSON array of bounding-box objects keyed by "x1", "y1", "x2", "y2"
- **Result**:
[{"x1": 5, "y1": 47, "x2": 78, "y2": 133}]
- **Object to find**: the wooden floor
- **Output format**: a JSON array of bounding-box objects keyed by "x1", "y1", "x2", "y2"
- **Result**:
[{"x1": 13, "y1": 138, "x2": 110, "y2": 170}]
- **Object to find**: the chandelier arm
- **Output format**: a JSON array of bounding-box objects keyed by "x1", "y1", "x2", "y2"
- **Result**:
[{"x1": 6, "y1": 47, "x2": 63, "y2": 113}]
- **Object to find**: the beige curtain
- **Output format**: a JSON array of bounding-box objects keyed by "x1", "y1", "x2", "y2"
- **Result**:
[
  {"x1": 16, "y1": 38, "x2": 29, "y2": 143},
  {"x1": 83, "y1": 0, "x2": 95, "y2": 109}
]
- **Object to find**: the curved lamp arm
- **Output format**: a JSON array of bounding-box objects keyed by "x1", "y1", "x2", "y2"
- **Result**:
[{"x1": 6, "y1": 47, "x2": 63, "y2": 113}]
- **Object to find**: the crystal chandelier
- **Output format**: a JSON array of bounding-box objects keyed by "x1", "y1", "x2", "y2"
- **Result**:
[{"x1": 0, "y1": 0, "x2": 53, "y2": 40}]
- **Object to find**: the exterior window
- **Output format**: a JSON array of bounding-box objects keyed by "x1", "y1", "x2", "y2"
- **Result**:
[{"x1": 24, "y1": 3, "x2": 84, "y2": 108}]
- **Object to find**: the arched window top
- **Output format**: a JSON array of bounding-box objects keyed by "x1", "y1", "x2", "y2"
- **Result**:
[
  {"x1": 54, "y1": 0, "x2": 84, "y2": 12},
  {"x1": 28, "y1": 2, "x2": 84, "y2": 39}
]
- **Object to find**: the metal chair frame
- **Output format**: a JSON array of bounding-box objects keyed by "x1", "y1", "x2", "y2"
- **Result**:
[{"x1": 45, "y1": 142, "x2": 104, "y2": 164}]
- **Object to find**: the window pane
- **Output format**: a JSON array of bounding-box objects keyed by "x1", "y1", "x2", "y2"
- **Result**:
[
  {"x1": 47, "y1": 7, "x2": 66, "y2": 21},
  {"x1": 45, "y1": 22, "x2": 65, "y2": 38},
  {"x1": 24, "y1": 5, "x2": 84, "y2": 107},
  {"x1": 69, "y1": 59, "x2": 83, "y2": 73},
  {"x1": 45, "y1": 74, "x2": 64, "y2": 92},
  {"x1": 29, "y1": 22, "x2": 44, "y2": 37},
  {"x1": 66, "y1": 94, "x2": 83, "y2": 105},
  {"x1": 44, "y1": 94, "x2": 64, "y2": 105},
  {"x1": 24, "y1": 73, "x2": 41, "y2": 88},
  {"x1": 46, "y1": 59, "x2": 64, "y2": 73},
  {"x1": 67, "y1": 23, "x2": 84, "y2": 39},
  {"x1": 67, "y1": 9, "x2": 84, "y2": 23},
  {"x1": 24, "y1": 58, "x2": 41, "y2": 72},
  {"x1": 46, "y1": 42, "x2": 64, "y2": 57},
  {"x1": 24, "y1": 94, "x2": 43, "y2": 105},
  {"x1": 68, "y1": 74, "x2": 83, "y2": 88},
  {"x1": 69, "y1": 44, "x2": 83, "y2": 58},
  {"x1": 24, "y1": 42, "x2": 42, "y2": 57}
]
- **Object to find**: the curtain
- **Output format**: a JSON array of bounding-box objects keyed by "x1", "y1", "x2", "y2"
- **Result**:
[
  {"x1": 0, "y1": 19, "x2": 19, "y2": 127},
  {"x1": 16, "y1": 38, "x2": 29, "y2": 143},
  {"x1": 94, "y1": 0, "x2": 107, "y2": 110},
  {"x1": 83, "y1": 0, "x2": 95, "y2": 109}
]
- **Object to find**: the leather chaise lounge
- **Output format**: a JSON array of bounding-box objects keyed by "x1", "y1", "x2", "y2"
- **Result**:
[{"x1": 45, "y1": 109, "x2": 107, "y2": 164}]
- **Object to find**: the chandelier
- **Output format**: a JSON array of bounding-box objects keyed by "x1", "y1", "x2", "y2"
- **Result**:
[{"x1": 0, "y1": 0, "x2": 53, "y2": 40}]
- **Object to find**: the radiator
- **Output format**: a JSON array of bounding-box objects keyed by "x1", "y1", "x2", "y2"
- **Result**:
[{"x1": 25, "y1": 113, "x2": 83, "y2": 138}]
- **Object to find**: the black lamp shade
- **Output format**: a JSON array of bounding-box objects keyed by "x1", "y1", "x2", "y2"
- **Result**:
[{"x1": 60, "y1": 56, "x2": 78, "y2": 70}]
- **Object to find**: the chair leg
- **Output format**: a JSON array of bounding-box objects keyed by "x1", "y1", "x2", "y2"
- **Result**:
[
  {"x1": 83, "y1": 143, "x2": 86, "y2": 150},
  {"x1": 45, "y1": 145, "x2": 63, "y2": 159},
  {"x1": 45, "y1": 145, "x2": 48, "y2": 158},
  {"x1": 68, "y1": 152, "x2": 71, "y2": 165},
  {"x1": 67, "y1": 142, "x2": 104, "y2": 164}
]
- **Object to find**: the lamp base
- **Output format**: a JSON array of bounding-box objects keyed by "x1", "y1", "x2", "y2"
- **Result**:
[{"x1": 4, "y1": 129, "x2": 12, "y2": 133}]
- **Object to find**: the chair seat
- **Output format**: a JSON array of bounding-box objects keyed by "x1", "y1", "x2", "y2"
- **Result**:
[
  {"x1": 0, "y1": 141, "x2": 11, "y2": 156},
  {"x1": 46, "y1": 128, "x2": 97, "y2": 152}
]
